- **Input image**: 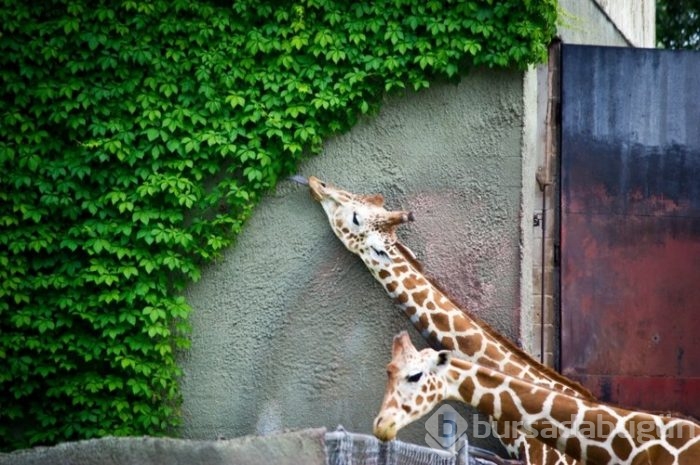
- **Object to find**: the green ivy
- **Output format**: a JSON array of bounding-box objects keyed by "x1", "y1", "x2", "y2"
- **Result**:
[{"x1": 0, "y1": 0, "x2": 557, "y2": 451}]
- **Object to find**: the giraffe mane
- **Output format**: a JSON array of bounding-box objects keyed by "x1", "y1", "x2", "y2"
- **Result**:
[
  {"x1": 393, "y1": 241, "x2": 423, "y2": 273},
  {"x1": 391, "y1": 241, "x2": 596, "y2": 401}
]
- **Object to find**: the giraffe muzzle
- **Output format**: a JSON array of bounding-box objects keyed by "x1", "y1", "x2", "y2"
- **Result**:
[{"x1": 373, "y1": 416, "x2": 398, "y2": 442}]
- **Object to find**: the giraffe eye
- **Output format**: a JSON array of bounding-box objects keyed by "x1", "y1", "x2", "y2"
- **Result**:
[
  {"x1": 406, "y1": 372, "x2": 422, "y2": 383},
  {"x1": 352, "y1": 212, "x2": 360, "y2": 226}
]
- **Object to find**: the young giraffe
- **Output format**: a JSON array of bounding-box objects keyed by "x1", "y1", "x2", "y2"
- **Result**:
[
  {"x1": 375, "y1": 332, "x2": 700, "y2": 465},
  {"x1": 307, "y1": 176, "x2": 594, "y2": 465}
]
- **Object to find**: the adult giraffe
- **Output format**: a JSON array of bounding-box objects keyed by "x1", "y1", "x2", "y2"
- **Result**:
[
  {"x1": 306, "y1": 175, "x2": 593, "y2": 464},
  {"x1": 374, "y1": 332, "x2": 700, "y2": 465}
]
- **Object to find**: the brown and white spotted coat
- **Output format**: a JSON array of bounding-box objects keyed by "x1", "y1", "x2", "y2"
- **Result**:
[
  {"x1": 375, "y1": 332, "x2": 700, "y2": 465},
  {"x1": 308, "y1": 176, "x2": 594, "y2": 465}
]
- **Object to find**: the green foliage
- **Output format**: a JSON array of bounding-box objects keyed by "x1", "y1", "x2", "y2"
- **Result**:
[
  {"x1": 656, "y1": 0, "x2": 700, "y2": 49},
  {"x1": 0, "y1": 0, "x2": 557, "y2": 451}
]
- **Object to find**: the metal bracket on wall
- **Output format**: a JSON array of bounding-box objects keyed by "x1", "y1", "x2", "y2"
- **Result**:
[
  {"x1": 533, "y1": 212, "x2": 543, "y2": 227},
  {"x1": 536, "y1": 165, "x2": 552, "y2": 192}
]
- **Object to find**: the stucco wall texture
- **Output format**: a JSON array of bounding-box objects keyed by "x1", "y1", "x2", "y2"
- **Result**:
[{"x1": 180, "y1": 69, "x2": 524, "y2": 453}]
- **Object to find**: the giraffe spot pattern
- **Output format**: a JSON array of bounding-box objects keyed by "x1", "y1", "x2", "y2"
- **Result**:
[
  {"x1": 431, "y1": 312, "x2": 450, "y2": 332},
  {"x1": 452, "y1": 315, "x2": 470, "y2": 332},
  {"x1": 664, "y1": 419, "x2": 699, "y2": 449},
  {"x1": 480, "y1": 392, "x2": 495, "y2": 416},
  {"x1": 483, "y1": 343, "x2": 506, "y2": 363},
  {"x1": 499, "y1": 391, "x2": 521, "y2": 422},
  {"x1": 412, "y1": 289, "x2": 429, "y2": 306},
  {"x1": 418, "y1": 314, "x2": 430, "y2": 331},
  {"x1": 428, "y1": 331, "x2": 438, "y2": 345},
  {"x1": 392, "y1": 265, "x2": 409, "y2": 276},
  {"x1": 587, "y1": 444, "x2": 612, "y2": 463},
  {"x1": 478, "y1": 371, "x2": 504, "y2": 390},
  {"x1": 550, "y1": 395, "x2": 578, "y2": 424},
  {"x1": 441, "y1": 336, "x2": 454, "y2": 350},
  {"x1": 611, "y1": 432, "x2": 633, "y2": 461},
  {"x1": 565, "y1": 437, "x2": 581, "y2": 461},
  {"x1": 403, "y1": 276, "x2": 420, "y2": 290},
  {"x1": 584, "y1": 409, "x2": 616, "y2": 436},
  {"x1": 455, "y1": 336, "x2": 478, "y2": 356},
  {"x1": 643, "y1": 446, "x2": 675, "y2": 465}
]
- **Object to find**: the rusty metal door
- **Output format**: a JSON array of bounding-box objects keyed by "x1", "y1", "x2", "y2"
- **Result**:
[{"x1": 560, "y1": 44, "x2": 700, "y2": 418}]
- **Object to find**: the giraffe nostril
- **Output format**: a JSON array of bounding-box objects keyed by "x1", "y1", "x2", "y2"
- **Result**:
[{"x1": 375, "y1": 416, "x2": 383, "y2": 426}]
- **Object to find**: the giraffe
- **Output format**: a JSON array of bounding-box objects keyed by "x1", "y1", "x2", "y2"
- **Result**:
[
  {"x1": 374, "y1": 332, "x2": 700, "y2": 465},
  {"x1": 306, "y1": 175, "x2": 594, "y2": 465}
]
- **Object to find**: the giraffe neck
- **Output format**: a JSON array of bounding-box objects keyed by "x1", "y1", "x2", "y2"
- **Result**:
[
  {"x1": 446, "y1": 357, "x2": 700, "y2": 465},
  {"x1": 361, "y1": 243, "x2": 590, "y2": 399}
]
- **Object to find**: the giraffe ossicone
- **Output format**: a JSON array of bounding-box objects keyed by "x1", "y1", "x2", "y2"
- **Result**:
[
  {"x1": 375, "y1": 332, "x2": 700, "y2": 465},
  {"x1": 308, "y1": 176, "x2": 589, "y2": 464}
]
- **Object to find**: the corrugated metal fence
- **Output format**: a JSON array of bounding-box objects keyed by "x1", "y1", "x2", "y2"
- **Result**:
[{"x1": 325, "y1": 427, "x2": 522, "y2": 465}]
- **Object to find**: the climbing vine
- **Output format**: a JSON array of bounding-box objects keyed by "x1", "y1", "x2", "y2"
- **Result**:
[{"x1": 0, "y1": 0, "x2": 557, "y2": 451}]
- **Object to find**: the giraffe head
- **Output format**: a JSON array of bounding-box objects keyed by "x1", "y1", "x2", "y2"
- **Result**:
[
  {"x1": 373, "y1": 331, "x2": 453, "y2": 441},
  {"x1": 308, "y1": 176, "x2": 414, "y2": 259}
]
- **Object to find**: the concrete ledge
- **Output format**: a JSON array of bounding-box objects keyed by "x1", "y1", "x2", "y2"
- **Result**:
[
  {"x1": 1, "y1": 428, "x2": 520, "y2": 465},
  {"x1": 0, "y1": 429, "x2": 328, "y2": 465}
]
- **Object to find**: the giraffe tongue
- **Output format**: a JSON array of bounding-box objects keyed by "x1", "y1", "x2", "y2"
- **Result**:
[{"x1": 288, "y1": 174, "x2": 309, "y2": 185}]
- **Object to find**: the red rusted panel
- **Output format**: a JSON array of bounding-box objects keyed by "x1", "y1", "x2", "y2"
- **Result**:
[
  {"x1": 570, "y1": 375, "x2": 700, "y2": 415},
  {"x1": 561, "y1": 45, "x2": 700, "y2": 419}
]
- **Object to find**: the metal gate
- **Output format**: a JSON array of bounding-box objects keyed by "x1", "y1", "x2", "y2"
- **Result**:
[{"x1": 560, "y1": 44, "x2": 700, "y2": 418}]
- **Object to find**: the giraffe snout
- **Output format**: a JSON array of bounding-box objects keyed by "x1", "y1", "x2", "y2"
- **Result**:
[{"x1": 373, "y1": 415, "x2": 398, "y2": 441}]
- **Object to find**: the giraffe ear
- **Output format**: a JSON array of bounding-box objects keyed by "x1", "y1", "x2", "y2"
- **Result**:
[
  {"x1": 391, "y1": 331, "x2": 413, "y2": 358},
  {"x1": 362, "y1": 194, "x2": 385, "y2": 207}
]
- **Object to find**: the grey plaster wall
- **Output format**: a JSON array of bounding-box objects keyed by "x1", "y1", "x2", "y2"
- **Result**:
[
  {"x1": 559, "y1": 0, "x2": 634, "y2": 47},
  {"x1": 179, "y1": 68, "x2": 526, "y2": 454}
]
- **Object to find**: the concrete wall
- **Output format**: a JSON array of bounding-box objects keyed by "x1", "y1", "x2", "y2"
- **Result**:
[
  {"x1": 594, "y1": 0, "x2": 656, "y2": 47},
  {"x1": 180, "y1": 69, "x2": 525, "y2": 453},
  {"x1": 558, "y1": 0, "x2": 654, "y2": 47}
]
